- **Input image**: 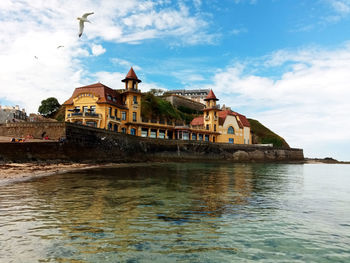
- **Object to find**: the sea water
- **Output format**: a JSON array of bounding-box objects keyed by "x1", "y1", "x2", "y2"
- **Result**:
[{"x1": 0, "y1": 163, "x2": 349, "y2": 262}]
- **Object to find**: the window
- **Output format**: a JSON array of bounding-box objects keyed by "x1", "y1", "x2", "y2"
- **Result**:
[
  {"x1": 192, "y1": 133, "x2": 197, "y2": 140},
  {"x1": 205, "y1": 135, "x2": 209, "y2": 142},
  {"x1": 82, "y1": 106, "x2": 88, "y2": 113},
  {"x1": 183, "y1": 132, "x2": 189, "y2": 140},
  {"x1": 150, "y1": 129, "x2": 157, "y2": 138},
  {"x1": 114, "y1": 124, "x2": 118, "y2": 132},
  {"x1": 133, "y1": 96, "x2": 138, "y2": 104},
  {"x1": 214, "y1": 124, "x2": 216, "y2": 132},
  {"x1": 108, "y1": 107, "x2": 112, "y2": 116},
  {"x1": 228, "y1": 126, "x2": 234, "y2": 134},
  {"x1": 206, "y1": 124, "x2": 209, "y2": 130},
  {"x1": 86, "y1": 121, "x2": 96, "y2": 127},
  {"x1": 130, "y1": 128, "x2": 136, "y2": 135},
  {"x1": 121, "y1": 128, "x2": 126, "y2": 133},
  {"x1": 132, "y1": 112, "x2": 137, "y2": 122},
  {"x1": 158, "y1": 130, "x2": 165, "y2": 139},
  {"x1": 122, "y1": 111, "x2": 126, "y2": 120},
  {"x1": 108, "y1": 122, "x2": 112, "y2": 130},
  {"x1": 114, "y1": 109, "x2": 118, "y2": 117},
  {"x1": 141, "y1": 128, "x2": 148, "y2": 137},
  {"x1": 198, "y1": 134, "x2": 203, "y2": 141},
  {"x1": 90, "y1": 106, "x2": 96, "y2": 113},
  {"x1": 229, "y1": 138, "x2": 234, "y2": 144},
  {"x1": 107, "y1": 95, "x2": 112, "y2": 100}
]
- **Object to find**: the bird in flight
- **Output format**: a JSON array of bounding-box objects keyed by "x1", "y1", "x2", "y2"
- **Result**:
[
  {"x1": 57, "y1": 45, "x2": 64, "y2": 49},
  {"x1": 34, "y1": 56, "x2": 38, "y2": 59},
  {"x1": 77, "y1": 12, "x2": 94, "y2": 38}
]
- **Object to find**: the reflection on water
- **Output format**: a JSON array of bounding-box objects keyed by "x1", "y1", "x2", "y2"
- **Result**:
[{"x1": 0, "y1": 163, "x2": 350, "y2": 262}]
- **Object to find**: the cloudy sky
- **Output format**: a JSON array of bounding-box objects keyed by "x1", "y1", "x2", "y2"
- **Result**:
[{"x1": 1, "y1": 0, "x2": 350, "y2": 160}]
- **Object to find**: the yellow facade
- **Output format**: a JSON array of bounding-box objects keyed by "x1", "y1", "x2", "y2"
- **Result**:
[{"x1": 63, "y1": 68, "x2": 251, "y2": 144}]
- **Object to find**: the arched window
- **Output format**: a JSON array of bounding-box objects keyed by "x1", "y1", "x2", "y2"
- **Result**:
[
  {"x1": 130, "y1": 128, "x2": 136, "y2": 135},
  {"x1": 108, "y1": 122, "x2": 112, "y2": 130},
  {"x1": 228, "y1": 126, "x2": 234, "y2": 134}
]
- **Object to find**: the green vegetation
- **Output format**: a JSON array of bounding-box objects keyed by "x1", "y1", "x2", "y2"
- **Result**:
[
  {"x1": 38, "y1": 97, "x2": 60, "y2": 117},
  {"x1": 53, "y1": 106, "x2": 65, "y2": 122},
  {"x1": 141, "y1": 92, "x2": 197, "y2": 124},
  {"x1": 248, "y1": 118, "x2": 289, "y2": 148}
]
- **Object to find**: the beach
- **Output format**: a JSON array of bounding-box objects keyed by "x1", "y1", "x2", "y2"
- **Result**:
[{"x1": 0, "y1": 162, "x2": 103, "y2": 184}]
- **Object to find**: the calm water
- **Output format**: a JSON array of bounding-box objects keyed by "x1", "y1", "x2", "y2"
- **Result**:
[{"x1": 0, "y1": 163, "x2": 350, "y2": 262}]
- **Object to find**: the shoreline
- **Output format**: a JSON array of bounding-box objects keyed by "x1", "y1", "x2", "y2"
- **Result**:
[
  {"x1": 0, "y1": 159, "x2": 348, "y2": 186},
  {"x1": 0, "y1": 162, "x2": 117, "y2": 186}
]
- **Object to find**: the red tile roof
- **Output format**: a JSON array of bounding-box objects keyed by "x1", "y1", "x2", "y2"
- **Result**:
[
  {"x1": 204, "y1": 89, "x2": 218, "y2": 101},
  {"x1": 63, "y1": 82, "x2": 126, "y2": 108},
  {"x1": 191, "y1": 116, "x2": 204, "y2": 126},
  {"x1": 122, "y1": 67, "x2": 141, "y2": 83},
  {"x1": 235, "y1": 112, "x2": 250, "y2": 127},
  {"x1": 218, "y1": 110, "x2": 250, "y2": 128}
]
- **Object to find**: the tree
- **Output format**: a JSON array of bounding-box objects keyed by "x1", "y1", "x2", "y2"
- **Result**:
[
  {"x1": 38, "y1": 97, "x2": 61, "y2": 117},
  {"x1": 149, "y1": 88, "x2": 165, "y2": 96}
]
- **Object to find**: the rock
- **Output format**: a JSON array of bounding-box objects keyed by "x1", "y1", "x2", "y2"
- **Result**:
[
  {"x1": 249, "y1": 150, "x2": 265, "y2": 161},
  {"x1": 233, "y1": 150, "x2": 250, "y2": 161}
]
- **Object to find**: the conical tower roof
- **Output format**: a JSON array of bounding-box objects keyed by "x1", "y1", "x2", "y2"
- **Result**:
[
  {"x1": 204, "y1": 89, "x2": 218, "y2": 101},
  {"x1": 122, "y1": 67, "x2": 142, "y2": 83}
]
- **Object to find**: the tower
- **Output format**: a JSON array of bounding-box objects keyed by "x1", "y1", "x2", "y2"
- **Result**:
[
  {"x1": 203, "y1": 89, "x2": 219, "y2": 135},
  {"x1": 122, "y1": 67, "x2": 142, "y2": 128}
]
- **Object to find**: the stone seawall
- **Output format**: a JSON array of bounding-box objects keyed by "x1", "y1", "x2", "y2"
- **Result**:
[
  {"x1": 0, "y1": 122, "x2": 304, "y2": 162},
  {"x1": 0, "y1": 122, "x2": 65, "y2": 140}
]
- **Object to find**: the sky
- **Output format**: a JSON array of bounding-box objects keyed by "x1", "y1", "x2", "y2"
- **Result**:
[{"x1": 1, "y1": 0, "x2": 350, "y2": 161}]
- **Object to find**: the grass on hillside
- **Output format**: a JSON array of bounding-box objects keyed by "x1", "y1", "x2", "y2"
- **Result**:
[
  {"x1": 141, "y1": 92, "x2": 196, "y2": 124},
  {"x1": 248, "y1": 118, "x2": 290, "y2": 148}
]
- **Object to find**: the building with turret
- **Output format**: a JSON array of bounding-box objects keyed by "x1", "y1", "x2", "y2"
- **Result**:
[{"x1": 63, "y1": 68, "x2": 251, "y2": 144}]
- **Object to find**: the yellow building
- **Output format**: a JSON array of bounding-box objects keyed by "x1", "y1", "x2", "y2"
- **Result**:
[
  {"x1": 190, "y1": 90, "x2": 252, "y2": 144},
  {"x1": 63, "y1": 68, "x2": 251, "y2": 144}
]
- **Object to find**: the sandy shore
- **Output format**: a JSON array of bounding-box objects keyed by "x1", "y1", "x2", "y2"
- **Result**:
[
  {"x1": 0, "y1": 162, "x2": 158, "y2": 185},
  {"x1": 0, "y1": 162, "x2": 108, "y2": 185}
]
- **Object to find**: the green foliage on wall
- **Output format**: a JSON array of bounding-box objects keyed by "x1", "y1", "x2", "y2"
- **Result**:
[
  {"x1": 248, "y1": 118, "x2": 290, "y2": 148},
  {"x1": 141, "y1": 92, "x2": 197, "y2": 124}
]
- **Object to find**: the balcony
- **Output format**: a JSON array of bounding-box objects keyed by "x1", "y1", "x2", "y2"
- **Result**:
[
  {"x1": 85, "y1": 112, "x2": 100, "y2": 117},
  {"x1": 107, "y1": 115, "x2": 121, "y2": 122},
  {"x1": 68, "y1": 112, "x2": 101, "y2": 119}
]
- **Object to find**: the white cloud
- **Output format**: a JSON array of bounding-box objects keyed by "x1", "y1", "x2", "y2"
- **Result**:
[
  {"x1": 92, "y1": 71, "x2": 165, "y2": 93},
  {"x1": 202, "y1": 44, "x2": 350, "y2": 160},
  {"x1": 0, "y1": 0, "x2": 215, "y2": 114},
  {"x1": 111, "y1": 58, "x2": 142, "y2": 71},
  {"x1": 328, "y1": 0, "x2": 350, "y2": 15},
  {"x1": 91, "y1": 44, "x2": 106, "y2": 56},
  {"x1": 233, "y1": 0, "x2": 257, "y2": 4}
]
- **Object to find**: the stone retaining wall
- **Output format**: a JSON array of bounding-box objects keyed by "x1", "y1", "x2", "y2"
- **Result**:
[
  {"x1": 0, "y1": 122, "x2": 304, "y2": 162},
  {"x1": 162, "y1": 95, "x2": 205, "y2": 111},
  {"x1": 0, "y1": 122, "x2": 65, "y2": 140}
]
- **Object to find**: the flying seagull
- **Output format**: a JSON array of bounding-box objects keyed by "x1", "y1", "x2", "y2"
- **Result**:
[
  {"x1": 34, "y1": 56, "x2": 38, "y2": 59},
  {"x1": 57, "y1": 45, "x2": 64, "y2": 49},
  {"x1": 77, "y1": 12, "x2": 94, "y2": 37}
]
